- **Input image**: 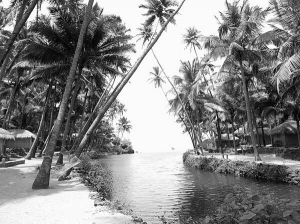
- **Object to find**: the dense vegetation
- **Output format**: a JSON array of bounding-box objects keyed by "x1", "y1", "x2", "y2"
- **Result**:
[{"x1": 2, "y1": 0, "x2": 300, "y2": 187}]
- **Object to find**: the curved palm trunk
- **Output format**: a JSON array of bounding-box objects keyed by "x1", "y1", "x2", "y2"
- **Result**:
[
  {"x1": 0, "y1": 0, "x2": 39, "y2": 69},
  {"x1": 57, "y1": 0, "x2": 187, "y2": 180},
  {"x1": 26, "y1": 85, "x2": 51, "y2": 160},
  {"x1": 193, "y1": 47, "x2": 223, "y2": 155},
  {"x1": 239, "y1": 60, "x2": 261, "y2": 161},
  {"x1": 58, "y1": 0, "x2": 187, "y2": 180},
  {"x1": 151, "y1": 49, "x2": 201, "y2": 153},
  {"x1": 56, "y1": 80, "x2": 81, "y2": 165},
  {"x1": 32, "y1": 0, "x2": 94, "y2": 189},
  {"x1": 69, "y1": 76, "x2": 115, "y2": 154}
]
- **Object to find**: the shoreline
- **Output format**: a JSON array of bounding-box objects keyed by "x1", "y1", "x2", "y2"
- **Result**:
[
  {"x1": 0, "y1": 156, "x2": 132, "y2": 224},
  {"x1": 183, "y1": 152, "x2": 300, "y2": 185}
]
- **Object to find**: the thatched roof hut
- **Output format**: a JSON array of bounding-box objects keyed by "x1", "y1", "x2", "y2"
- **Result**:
[
  {"x1": 269, "y1": 121, "x2": 297, "y2": 135},
  {"x1": 269, "y1": 121, "x2": 298, "y2": 147},
  {"x1": 0, "y1": 128, "x2": 15, "y2": 140},
  {"x1": 7, "y1": 129, "x2": 36, "y2": 139},
  {"x1": 6, "y1": 129, "x2": 36, "y2": 149}
]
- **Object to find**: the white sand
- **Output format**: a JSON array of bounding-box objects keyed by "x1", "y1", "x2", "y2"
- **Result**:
[{"x1": 0, "y1": 157, "x2": 132, "y2": 224}]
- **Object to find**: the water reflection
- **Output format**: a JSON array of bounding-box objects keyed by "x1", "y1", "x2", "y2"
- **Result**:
[{"x1": 100, "y1": 151, "x2": 300, "y2": 223}]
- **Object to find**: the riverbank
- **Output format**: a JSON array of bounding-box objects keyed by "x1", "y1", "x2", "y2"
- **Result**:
[
  {"x1": 183, "y1": 152, "x2": 300, "y2": 185},
  {"x1": 0, "y1": 157, "x2": 132, "y2": 224}
]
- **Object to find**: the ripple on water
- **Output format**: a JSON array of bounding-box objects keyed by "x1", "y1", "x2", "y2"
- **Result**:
[{"x1": 100, "y1": 152, "x2": 300, "y2": 223}]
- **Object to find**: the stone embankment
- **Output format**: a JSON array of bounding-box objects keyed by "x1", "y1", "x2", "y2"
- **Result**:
[{"x1": 183, "y1": 152, "x2": 300, "y2": 185}]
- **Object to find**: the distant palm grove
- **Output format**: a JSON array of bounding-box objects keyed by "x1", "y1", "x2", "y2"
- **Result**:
[{"x1": 0, "y1": 0, "x2": 299, "y2": 188}]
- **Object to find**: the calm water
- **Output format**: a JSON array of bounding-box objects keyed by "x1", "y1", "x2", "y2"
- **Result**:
[{"x1": 100, "y1": 151, "x2": 300, "y2": 223}]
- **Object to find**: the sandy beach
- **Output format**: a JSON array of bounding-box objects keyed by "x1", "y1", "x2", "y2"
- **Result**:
[{"x1": 0, "y1": 157, "x2": 132, "y2": 224}]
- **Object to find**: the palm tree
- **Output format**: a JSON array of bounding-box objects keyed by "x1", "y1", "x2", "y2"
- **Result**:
[
  {"x1": 73, "y1": 0, "x2": 187, "y2": 159},
  {"x1": 0, "y1": 0, "x2": 39, "y2": 70},
  {"x1": 255, "y1": 0, "x2": 300, "y2": 88},
  {"x1": 207, "y1": 0, "x2": 268, "y2": 161},
  {"x1": 116, "y1": 117, "x2": 132, "y2": 139},
  {"x1": 57, "y1": 0, "x2": 187, "y2": 180},
  {"x1": 32, "y1": 0, "x2": 95, "y2": 189},
  {"x1": 148, "y1": 66, "x2": 196, "y2": 147}
]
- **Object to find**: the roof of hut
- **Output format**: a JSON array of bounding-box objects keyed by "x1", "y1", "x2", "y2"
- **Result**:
[
  {"x1": 7, "y1": 129, "x2": 36, "y2": 139},
  {"x1": 269, "y1": 121, "x2": 297, "y2": 135},
  {"x1": 234, "y1": 127, "x2": 270, "y2": 136},
  {"x1": 0, "y1": 128, "x2": 15, "y2": 140}
]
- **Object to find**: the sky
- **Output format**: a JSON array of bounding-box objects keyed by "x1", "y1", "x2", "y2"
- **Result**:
[{"x1": 1, "y1": 0, "x2": 270, "y2": 153}]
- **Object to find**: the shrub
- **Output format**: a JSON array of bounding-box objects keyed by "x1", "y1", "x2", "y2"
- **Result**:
[
  {"x1": 199, "y1": 186, "x2": 300, "y2": 224},
  {"x1": 80, "y1": 155, "x2": 113, "y2": 199}
]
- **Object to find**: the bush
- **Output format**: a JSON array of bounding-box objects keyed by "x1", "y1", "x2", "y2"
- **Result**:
[
  {"x1": 199, "y1": 186, "x2": 300, "y2": 224},
  {"x1": 80, "y1": 155, "x2": 113, "y2": 199}
]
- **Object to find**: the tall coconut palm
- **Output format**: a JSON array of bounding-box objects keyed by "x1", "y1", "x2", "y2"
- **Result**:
[
  {"x1": 57, "y1": 0, "x2": 187, "y2": 180},
  {"x1": 32, "y1": 0, "x2": 95, "y2": 189},
  {"x1": 71, "y1": 0, "x2": 187, "y2": 162},
  {"x1": 206, "y1": 0, "x2": 269, "y2": 161}
]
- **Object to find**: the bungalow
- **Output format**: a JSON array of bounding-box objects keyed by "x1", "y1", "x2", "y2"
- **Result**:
[
  {"x1": 0, "y1": 128, "x2": 15, "y2": 155},
  {"x1": 269, "y1": 121, "x2": 299, "y2": 147},
  {"x1": 234, "y1": 127, "x2": 271, "y2": 145},
  {"x1": 6, "y1": 129, "x2": 36, "y2": 149},
  {"x1": 216, "y1": 134, "x2": 239, "y2": 148}
]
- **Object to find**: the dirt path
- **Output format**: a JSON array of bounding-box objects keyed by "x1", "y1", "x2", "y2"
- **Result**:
[
  {"x1": 204, "y1": 153, "x2": 300, "y2": 170},
  {"x1": 0, "y1": 157, "x2": 132, "y2": 224}
]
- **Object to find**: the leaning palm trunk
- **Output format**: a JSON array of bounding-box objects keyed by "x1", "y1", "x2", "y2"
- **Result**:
[
  {"x1": 56, "y1": 80, "x2": 81, "y2": 165},
  {"x1": 26, "y1": 85, "x2": 51, "y2": 160},
  {"x1": 151, "y1": 49, "x2": 201, "y2": 153},
  {"x1": 3, "y1": 71, "x2": 21, "y2": 128},
  {"x1": 57, "y1": 0, "x2": 187, "y2": 180},
  {"x1": 69, "y1": 76, "x2": 115, "y2": 154},
  {"x1": 0, "y1": 0, "x2": 39, "y2": 69},
  {"x1": 32, "y1": 0, "x2": 94, "y2": 189},
  {"x1": 296, "y1": 118, "x2": 300, "y2": 149},
  {"x1": 239, "y1": 60, "x2": 261, "y2": 161}
]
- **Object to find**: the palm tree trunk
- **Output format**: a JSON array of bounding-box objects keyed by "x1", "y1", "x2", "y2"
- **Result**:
[
  {"x1": 56, "y1": 80, "x2": 81, "y2": 165},
  {"x1": 226, "y1": 123, "x2": 230, "y2": 148},
  {"x1": 32, "y1": 0, "x2": 94, "y2": 189},
  {"x1": 296, "y1": 118, "x2": 300, "y2": 149},
  {"x1": 151, "y1": 49, "x2": 200, "y2": 152},
  {"x1": 260, "y1": 120, "x2": 266, "y2": 146},
  {"x1": 0, "y1": 0, "x2": 39, "y2": 69},
  {"x1": 239, "y1": 59, "x2": 261, "y2": 161},
  {"x1": 79, "y1": 88, "x2": 88, "y2": 130},
  {"x1": 252, "y1": 109, "x2": 261, "y2": 147},
  {"x1": 69, "y1": 76, "x2": 115, "y2": 154},
  {"x1": 3, "y1": 71, "x2": 21, "y2": 128},
  {"x1": 58, "y1": 0, "x2": 187, "y2": 180},
  {"x1": 26, "y1": 84, "x2": 51, "y2": 159},
  {"x1": 231, "y1": 119, "x2": 237, "y2": 154},
  {"x1": 0, "y1": 0, "x2": 27, "y2": 79},
  {"x1": 73, "y1": 0, "x2": 187, "y2": 159}
]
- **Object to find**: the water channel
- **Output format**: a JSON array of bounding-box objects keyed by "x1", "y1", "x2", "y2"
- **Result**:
[{"x1": 100, "y1": 151, "x2": 300, "y2": 223}]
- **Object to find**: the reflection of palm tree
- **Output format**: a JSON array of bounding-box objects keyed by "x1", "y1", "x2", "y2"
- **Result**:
[{"x1": 117, "y1": 117, "x2": 132, "y2": 139}]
